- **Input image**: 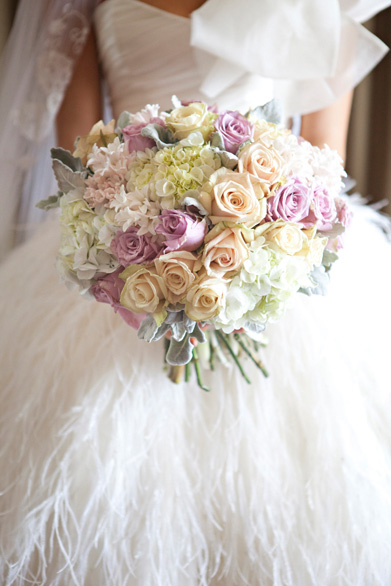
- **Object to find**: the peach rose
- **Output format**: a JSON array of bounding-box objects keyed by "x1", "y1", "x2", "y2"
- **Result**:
[
  {"x1": 199, "y1": 169, "x2": 266, "y2": 227},
  {"x1": 202, "y1": 226, "x2": 249, "y2": 278},
  {"x1": 73, "y1": 120, "x2": 117, "y2": 165},
  {"x1": 237, "y1": 141, "x2": 283, "y2": 188},
  {"x1": 120, "y1": 265, "x2": 167, "y2": 314},
  {"x1": 154, "y1": 251, "x2": 201, "y2": 305},
  {"x1": 185, "y1": 275, "x2": 227, "y2": 322}
]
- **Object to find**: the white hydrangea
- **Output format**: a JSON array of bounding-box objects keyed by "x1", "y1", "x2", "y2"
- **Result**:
[
  {"x1": 130, "y1": 104, "x2": 163, "y2": 124},
  {"x1": 109, "y1": 184, "x2": 161, "y2": 235},
  {"x1": 58, "y1": 191, "x2": 118, "y2": 289},
  {"x1": 272, "y1": 134, "x2": 315, "y2": 185},
  {"x1": 309, "y1": 143, "x2": 346, "y2": 195},
  {"x1": 214, "y1": 235, "x2": 313, "y2": 332}
]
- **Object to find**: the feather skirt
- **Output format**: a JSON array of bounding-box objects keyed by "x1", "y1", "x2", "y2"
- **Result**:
[{"x1": 1, "y1": 204, "x2": 391, "y2": 586}]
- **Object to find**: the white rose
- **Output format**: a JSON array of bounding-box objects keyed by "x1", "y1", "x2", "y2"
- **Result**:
[
  {"x1": 165, "y1": 102, "x2": 216, "y2": 140},
  {"x1": 120, "y1": 266, "x2": 167, "y2": 314},
  {"x1": 257, "y1": 222, "x2": 309, "y2": 256}
]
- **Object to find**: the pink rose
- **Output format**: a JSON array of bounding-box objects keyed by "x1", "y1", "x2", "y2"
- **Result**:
[
  {"x1": 267, "y1": 176, "x2": 313, "y2": 225},
  {"x1": 214, "y1": 111, "x2": 254, "y2": 154},
  {"x1": 110, "y1": 227, "x2": 162, "y2": 266},
  {"x1": 91, "y1": 269, "x2": 145, "y2": 329},
  {"x1": 308, "y1": 185, "x2": 337, "y2": 231},
  {"x1": 122, "y1": 117, "x2": 165, "y2": 152},
  {"x1": 155, "y1": 209, "x2": 207, "y2": 252},
  {"x1": 334, "y1": 197, "x2": 353, "y2": 250},
  {"x1": 335, "y1": 197, "x2": 353, "y2": 228}
]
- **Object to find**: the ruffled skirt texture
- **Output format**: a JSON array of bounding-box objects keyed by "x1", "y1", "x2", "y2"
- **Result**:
[{"x1": 1, "y1": 204, "x2": 391, "y2": 586}]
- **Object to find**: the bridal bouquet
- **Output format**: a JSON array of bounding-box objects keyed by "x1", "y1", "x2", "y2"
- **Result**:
[{"x1": 39, "y1": 98, "x2": 351, "y2": 390}]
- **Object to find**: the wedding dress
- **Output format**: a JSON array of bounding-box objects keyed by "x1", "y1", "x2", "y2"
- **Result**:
[{"x1": 1, "y1": 1, "x2": 391, "y2": 585}]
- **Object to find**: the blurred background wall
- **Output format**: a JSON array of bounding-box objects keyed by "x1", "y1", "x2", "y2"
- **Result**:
[
  {"x1": 1, "y1": 2, "x2": 390, "y2": 213},
  {"x1": 347, "y1": 9, "x2": 391, "y2": 214}
]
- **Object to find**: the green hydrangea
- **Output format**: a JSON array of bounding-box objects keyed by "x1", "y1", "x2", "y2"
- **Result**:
[{"x1": 127, "y1": 144, "x2": 221, "y2": 208}]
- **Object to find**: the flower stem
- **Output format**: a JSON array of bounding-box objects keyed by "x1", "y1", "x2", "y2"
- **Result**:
[
  {"x1": 234, "y1": 333, "x2": 269, "y2": 378},
  {"x1": 215, "y1": 331, "x2": 251, "y2": 384},
  {"x1": 209, "y1": 340, "x2": 215, "y2": 372},
  {"x1": 169, "y1": 365, "x2": 185, "y2": 384},
  {"x1": 185, "y1": 360, "x2": 191, "y2": 382},
  {"x1": 192, "y1": 347, "x2": 210, "y2": 392}
]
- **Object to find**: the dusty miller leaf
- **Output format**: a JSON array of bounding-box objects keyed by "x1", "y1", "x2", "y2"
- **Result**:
[
  {"x1": 50, "y1": 147, "x2": 84, "y2": 172},
  {"x1": 318, "y1": 223, "x2": 345, "y2": 239},
  {"x1": 52, "y1": 159, "x2": 86, "y2": 193},
  {"x1": 166, "y1": 334, "x2": 193, "y2": 365},
  {"x1": 141, "y1": 123, "x2": 177, "y2": 149},
  {"x1": 191, "y1": 323, "x2": 207, "y2": 344},
  {"x1": 36, "y1": 193, "x2": 62, "y2": 211},
  {"x1": 116, "y1": 111, "x2": 133, "y2": 132},
  {"x1": 299, "y1": 266, "x2": 330, "y2": 296},
  {"x1": 248, "y1": 99, "x2": 283, "y2": 125},
  {"x1": 322, "y1": 249, "x2": 339, "y2": 271}
]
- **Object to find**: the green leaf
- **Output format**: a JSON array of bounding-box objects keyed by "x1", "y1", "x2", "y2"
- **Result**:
[
  {"x1": 318, "y1": 223, "x2": 345, "y2": 239},
  {"x1": 50, "y1": 147, "x2": 84, "y2": 172},
  {"x1": 322, "y1": 249, "x2": 339, "y2": 271},
  {"x1": 299, "y1": 265, "x2": 330, "y2": 296},
  {"x1": 166, "y1": 334, "x2": 193, "y2": 366},
  {"x1": 192, "y1": 323, "x2": 207, "y2": 344},
  {"x1": 210, "y1": 131, "x2": 225, "y2": 150},
  {"x1": 248, "y1": 99, "x2": 283, "y2": 125},
  {"x1": 141, "y1": 123, "x2": 177, "y2": 149},
  {"x1": 52, "y1": 159, "x2": 86, "y2": 193},
  {"x1": 116, "y1": 111, "x2": 133, "y2": 132},
  {"x1": 35, "y1": 193, "x2": 62, "y2": 210},
  {"x1": 153, "y1": 308, "x2": 168, "y2": 327}
]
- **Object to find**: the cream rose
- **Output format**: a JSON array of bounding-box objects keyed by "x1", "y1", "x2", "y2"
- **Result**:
[
  {"x1": 203, "y1": 226, "x2": 249, "y2": 278},
  {"x1": 305, "y1": 232, "x2": 327, "y2": 268},
  {"x1": 165, "y1": 103, "x2": 216, "y2": 140},
  {"x1": 237, "y1": 141, "x2": 283, "y2": 188},
  {"x1": 155, "y1": 251, "x2": 201, "y2": 305},
  {"x1": 258, "y1": 222, "x2": 309, "y2": 256},
  {"x1": 251, "y1": 120, "x2": 290, "y2": 142},
  {"x1": 73, "y1": 120, "x2": 117, "y2": 166},
  {"x1": 199, "y1": 170, "x2": 266, "y2": 227},
  {"x1": 120, "y1": 266, "x2": 167, "y2": 314},
  {"x1": 185, "y1": 275, "x2": 227, "y2": 322}
]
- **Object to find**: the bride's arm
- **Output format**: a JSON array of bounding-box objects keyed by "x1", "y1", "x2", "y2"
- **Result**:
[
  {"x1": 56, "y1": 29, "x2": 102, "y2": 152},
  {"x1": 300, "y1": 90, "x2": 353, "y2": 163}
]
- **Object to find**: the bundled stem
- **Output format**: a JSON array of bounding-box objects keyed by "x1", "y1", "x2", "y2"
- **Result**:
[
  {"x1": 215, "y1": 331, "x2": 252, "y2": 384},
  {"x1": 234, "y1": 333, "x2": 269, "y2": 378}
]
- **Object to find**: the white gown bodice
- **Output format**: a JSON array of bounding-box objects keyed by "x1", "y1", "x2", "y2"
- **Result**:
[{"x1": 94, "y1": 0, "x2": 273, "y2": 116}]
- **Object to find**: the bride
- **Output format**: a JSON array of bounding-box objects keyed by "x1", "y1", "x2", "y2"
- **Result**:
[{"x1": 1, "y1": 1, "x2": 391, "y2": 584}]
